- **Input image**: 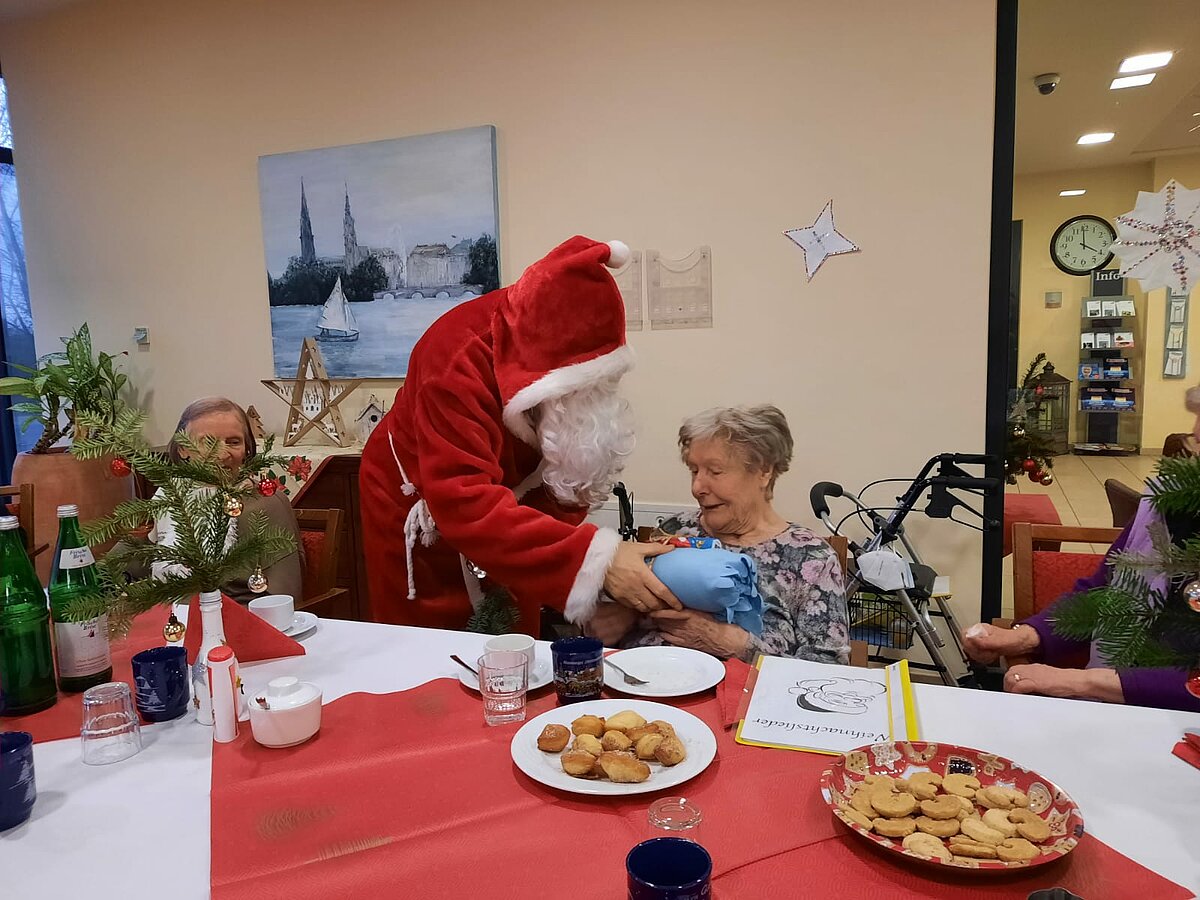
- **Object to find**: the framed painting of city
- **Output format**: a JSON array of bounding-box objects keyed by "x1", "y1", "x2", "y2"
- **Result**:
[{"x1": 257, "y1": 125, "x2": 500, "y2": 378}]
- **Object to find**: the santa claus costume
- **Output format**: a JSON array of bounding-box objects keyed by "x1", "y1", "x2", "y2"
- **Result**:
[{"x1": 360, "y1": 235, "x2": 634, "y2": 634}]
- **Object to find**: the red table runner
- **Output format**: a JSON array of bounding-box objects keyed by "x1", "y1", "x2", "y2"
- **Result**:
[{"x1": 209, "y1": 667, "x2": 1190, "y2": 900}]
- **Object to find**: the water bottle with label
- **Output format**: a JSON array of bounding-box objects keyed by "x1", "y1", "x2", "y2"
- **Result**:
[
  {"x1": 49, "y1": 503, "x2": 112, "y2": 693},
  {"x1": 0, "y1": 515, "x2": 58, "y2": 715}
]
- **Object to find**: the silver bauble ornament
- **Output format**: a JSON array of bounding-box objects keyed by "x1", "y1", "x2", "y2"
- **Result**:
[
  {"x1": 247, "y1": 567, "x2": 268, "y2": 593},
  {"x1": 1185, "y1": 579, "x2": 1200, "y2": 613}
]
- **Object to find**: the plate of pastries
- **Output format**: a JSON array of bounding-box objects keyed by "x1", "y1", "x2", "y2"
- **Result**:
[
  {"x1": 510, "y1": 699, "x2": 717, "y2": 796},
  {"x1": 820, "y1": 741, "x2": 1084, "y2": 871}
]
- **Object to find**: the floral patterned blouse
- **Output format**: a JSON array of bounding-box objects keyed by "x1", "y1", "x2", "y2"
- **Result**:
[{"x1": 618, "y1": 511, "x2": 851, "y2": 665}]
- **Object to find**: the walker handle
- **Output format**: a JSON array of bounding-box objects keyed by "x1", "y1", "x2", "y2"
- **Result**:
[
  {"x1": 810, "y1": 482, "x2": 844, "y2": 519},
  {"x1": 945, "y1": 453, "x2": 992, "y2": 466}
]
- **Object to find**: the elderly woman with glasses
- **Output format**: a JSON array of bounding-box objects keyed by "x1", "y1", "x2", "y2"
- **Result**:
[{"x1": 587, "y1": 404, "x2": 850, "y2": 664}]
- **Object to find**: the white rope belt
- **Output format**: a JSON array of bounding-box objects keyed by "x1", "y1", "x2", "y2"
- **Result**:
[{"x1": 390, "y1": 431, "x2": 439, "y2": 601}]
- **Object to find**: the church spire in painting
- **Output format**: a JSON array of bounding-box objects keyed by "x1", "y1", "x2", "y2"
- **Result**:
[
  {"x1": 343, "y1": 183, "x2": 364, "y2": 271},
  {"x1": 299, "y1": 179, "x2": 316, "y2": 265}
]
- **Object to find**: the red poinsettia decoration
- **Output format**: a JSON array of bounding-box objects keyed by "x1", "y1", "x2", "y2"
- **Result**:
[{"x1": 286, "y1": 456, "x2": 312, "y2": 481}]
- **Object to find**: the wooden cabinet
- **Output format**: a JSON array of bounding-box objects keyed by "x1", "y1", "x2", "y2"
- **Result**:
[{"x1": 291, "y1": 454, "x2": 368, "y2": 621}]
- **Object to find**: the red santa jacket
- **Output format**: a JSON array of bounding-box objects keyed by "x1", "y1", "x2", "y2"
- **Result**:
[{"x1": 360, "y1": 236, "x2": 633, "y2": 634}]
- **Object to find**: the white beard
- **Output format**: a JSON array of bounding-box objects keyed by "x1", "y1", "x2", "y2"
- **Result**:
[{"x1": 537, "y1": 378, "x2": 635, "y2": 508}]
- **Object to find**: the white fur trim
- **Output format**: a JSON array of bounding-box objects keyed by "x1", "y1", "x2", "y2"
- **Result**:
[
  {"x1": 605, "y1": 240, "x2": 631, "y2": 268},
  {"x1": 502, "y1": 345, "x2": 636, "y2": 446},
  {"x1": 564, "y1": 527, "x2": 620, "y2": 624}
]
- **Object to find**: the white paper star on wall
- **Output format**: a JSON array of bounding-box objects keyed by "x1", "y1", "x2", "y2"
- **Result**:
[
  {"x1": 1108, "y1": 179, "x2": 1200, "y2": 295},
  {"x1": 784, "y1": 200, "x2": 860, "y2": 280}
]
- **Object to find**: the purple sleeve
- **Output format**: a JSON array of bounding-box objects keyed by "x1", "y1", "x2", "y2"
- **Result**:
[
  {"x1": 1117, "y1": 667, "x2": 1200, "y2": 712},
  {"x1": 1020, "y1": 522, "x2": 1134, "y2": 664}
]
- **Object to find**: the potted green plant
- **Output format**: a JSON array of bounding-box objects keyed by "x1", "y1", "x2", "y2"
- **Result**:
[{"x1": 0, "y1": 324, "x2": 135, "y2": 578}]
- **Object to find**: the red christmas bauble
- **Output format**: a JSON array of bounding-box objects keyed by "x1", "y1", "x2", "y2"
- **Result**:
[
  {"x1": 110, "y1": 457, "x2": 131, "y2": 478},
  {"x1": 1022, "y1": 458, "x2": 1038, "y2": 472},
  {"x1": 257, "y1": 478, "x2": 279, "y2": 497},
  {"x1": 1187, "y1": 669, "x2": 1200, "y2": 700},
  {"x1": 1034, "y1": 385, "x2": 1045, "y2": 396},
  {"x1": 1028, "y1": 470, "x2": 1043, "y2": 483}
]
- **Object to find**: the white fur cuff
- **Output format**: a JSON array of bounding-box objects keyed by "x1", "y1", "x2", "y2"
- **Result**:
[{"x1": 563, "y1": 527, "x2": 620, "y2": 624}]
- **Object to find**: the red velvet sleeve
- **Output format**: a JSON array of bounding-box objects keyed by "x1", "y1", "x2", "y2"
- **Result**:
[{"x1": 413, "y1": 381, "x2": 616, "y2": 623}]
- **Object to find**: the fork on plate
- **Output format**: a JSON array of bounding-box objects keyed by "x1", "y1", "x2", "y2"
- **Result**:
[{"x1": 604, "y1": 658, "x2": 649, "y2": 686}]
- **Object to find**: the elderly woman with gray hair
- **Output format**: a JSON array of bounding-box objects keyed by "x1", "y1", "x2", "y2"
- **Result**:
[{"x1": 587, "y1": 404, "x2": 850, "y2": 664}]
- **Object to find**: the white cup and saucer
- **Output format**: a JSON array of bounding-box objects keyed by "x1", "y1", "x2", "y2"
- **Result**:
[
  {"x1": 459, "y1": 633, "x2": 552, "y2": 692},
  {"x1": 248, "y1": 594, "x2": 319, "y2": 639}
]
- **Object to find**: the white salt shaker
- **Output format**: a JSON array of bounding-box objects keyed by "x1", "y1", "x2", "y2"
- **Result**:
[{"x1": 207, "y1": 645, "x2": 240, "y2": 743}]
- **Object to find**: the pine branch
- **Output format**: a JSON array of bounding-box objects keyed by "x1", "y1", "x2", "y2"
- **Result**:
[
  {"x1": 1149, "y1": 456, "x2": 1200, "y2": 518},
  {"x1": 73, "y1": 408, "x2": 299, "y2": 632},
  {"x1": 1018, "y1": 352, "x2": 1047, "y2": 391},
  {"x1": 466, "y1": 587, "x2": 521, "y2": 634}
]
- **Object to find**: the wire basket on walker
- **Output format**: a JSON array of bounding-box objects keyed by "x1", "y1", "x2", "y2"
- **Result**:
[{"x1": 811, "y1": 453, "x2": 1001, "y2": 688}]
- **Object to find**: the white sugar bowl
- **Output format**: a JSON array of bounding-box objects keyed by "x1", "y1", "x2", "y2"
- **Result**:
[{"x1": 248, "y1": 677, "x2": 323, "y2": 748}]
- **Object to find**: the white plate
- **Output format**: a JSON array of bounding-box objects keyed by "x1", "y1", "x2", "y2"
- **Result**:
[
  {"x1": 510, "y1": 698, "x2": 717, "y2": 796},
  {"x1": 603, "y1": 646, "x2": 726, "y2": 698},
  {"x1": 458, "y1": 650, "x2": 553, "y2": 692},
  {"x1": 282, "y1": 611, "x2": 318, "y2": 639}
]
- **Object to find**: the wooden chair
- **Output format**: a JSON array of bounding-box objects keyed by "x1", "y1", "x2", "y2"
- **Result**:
[
  {"x1": 1162, "y1": 433, "x2": 1195, "y2": 459},
  {"x1": 822, "y1": 534, "x2": 868, "y2": 667},
  {"x1": 0, "y1": 483, "x2": 47, "y2": 560},
  {"x1": 1102, "y1": 479, "x2": 1141, "y2": 529},
  {"x1": 294, "y1": 508, "x2": 349, "y2": 612},
  {"x1": 999, "y1": 522, "x2": 1122, "y2": 666}
]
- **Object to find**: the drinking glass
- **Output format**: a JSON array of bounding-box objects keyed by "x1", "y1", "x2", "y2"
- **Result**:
[
  {"x1": 0, "y1": 731, "x2": 36, "y2": 831},
  {"x1": 648, "y1": 797, "x2": 703, "y2": 843},
  {"x1": 626, "y1": 837, "x2": 712, "y2": 900},
  {"x1": 477, "y1": 650, "x2": 528, "y2": 726},
  {"x1": 80, "y1": 682, "x2": 143, "y2": 765},
  {"x1": 131, "y1": 646, "x2": 190, "y2": 722},
  {"x1": 550, "y1": 636, "x2": 604, "y2": 704}
]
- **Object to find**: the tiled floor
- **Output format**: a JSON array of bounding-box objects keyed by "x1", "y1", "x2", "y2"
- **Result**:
[
  {"x1": 999, "y1": 452, "x2": 1156, "y2": 615},
  {"x1": 1006, "y1": 451, "x2": 1154, "y2": 532}
]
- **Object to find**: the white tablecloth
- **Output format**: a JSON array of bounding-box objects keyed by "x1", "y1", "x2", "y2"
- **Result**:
[{"x1": 5, "y1": 618, "x2": 1199, "y2": 897}]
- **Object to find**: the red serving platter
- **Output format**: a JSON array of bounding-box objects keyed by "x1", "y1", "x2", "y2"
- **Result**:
[{"x1": 819, "y1": 741, "x2": 1085, "y2": 872}]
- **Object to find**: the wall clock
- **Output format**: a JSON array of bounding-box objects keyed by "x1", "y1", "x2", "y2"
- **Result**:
[{"x1": 1050, "y1": 215, "x2": 1116, "y2": 276}]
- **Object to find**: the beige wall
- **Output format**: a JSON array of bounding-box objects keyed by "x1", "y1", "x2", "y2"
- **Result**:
[
  {"x1": 0, "y1": 0, "x2": 998, "y2": 623},
  {"x1": 1014, "y1": 153, "x2": 1200, "y2": 453}
]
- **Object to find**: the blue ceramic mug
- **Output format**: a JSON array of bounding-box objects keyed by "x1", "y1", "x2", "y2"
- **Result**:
[
  {"x1": 0, "y1": 731, "x2": 36, "y2": 831},
  {"x1": 550, "y1": 636, "x2": 604, "y2": 704},
  {"x1": 131, "y1": 646, "x2": 190, "y2": 722},
  {"x1": 627, "y1": 837, "x2": 712, "y2": 900}
]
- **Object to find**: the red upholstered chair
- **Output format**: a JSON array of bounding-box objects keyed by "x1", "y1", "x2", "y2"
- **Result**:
[
  {"x1": 998, "y1": 522, "x2": 1122, "y2": 667},
  {"x1": 1002, "y1": 494, "x2": 1062, "y2": 557},
  {"x1": 294, "y1": 508, "x2": 348, "y2": 611}
]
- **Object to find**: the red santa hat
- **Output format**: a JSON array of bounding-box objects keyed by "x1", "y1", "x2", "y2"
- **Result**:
[{"x1": 494, "y1": 235, "x2": 635, "y2": 445}]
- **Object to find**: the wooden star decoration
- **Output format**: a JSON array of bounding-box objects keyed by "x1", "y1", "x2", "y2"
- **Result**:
[{"x1": 262, "y1": 338, "x2": 363, "y2": 448}]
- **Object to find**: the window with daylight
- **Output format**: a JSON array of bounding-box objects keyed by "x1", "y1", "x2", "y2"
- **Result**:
[{"x1": 0, "y1": 71, "x2": 38, "y2": 477}]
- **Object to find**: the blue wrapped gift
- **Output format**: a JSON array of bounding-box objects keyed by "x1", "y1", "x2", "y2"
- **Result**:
[{"x1": 649, "y1": 547, "x2": 764, "y2": 636}]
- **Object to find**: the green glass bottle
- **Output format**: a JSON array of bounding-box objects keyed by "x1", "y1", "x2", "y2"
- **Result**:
[
  {"x1": 0, "y1": 515, "x2": 57, "y2": 715},
  {"x1": 49, "y1": 504, "x2": 112, "y2": 693}
]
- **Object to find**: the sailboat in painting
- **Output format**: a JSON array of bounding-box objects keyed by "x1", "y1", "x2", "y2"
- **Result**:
[{"x1": 315, "y1": 276, "x2": 359, "y2": 342}]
